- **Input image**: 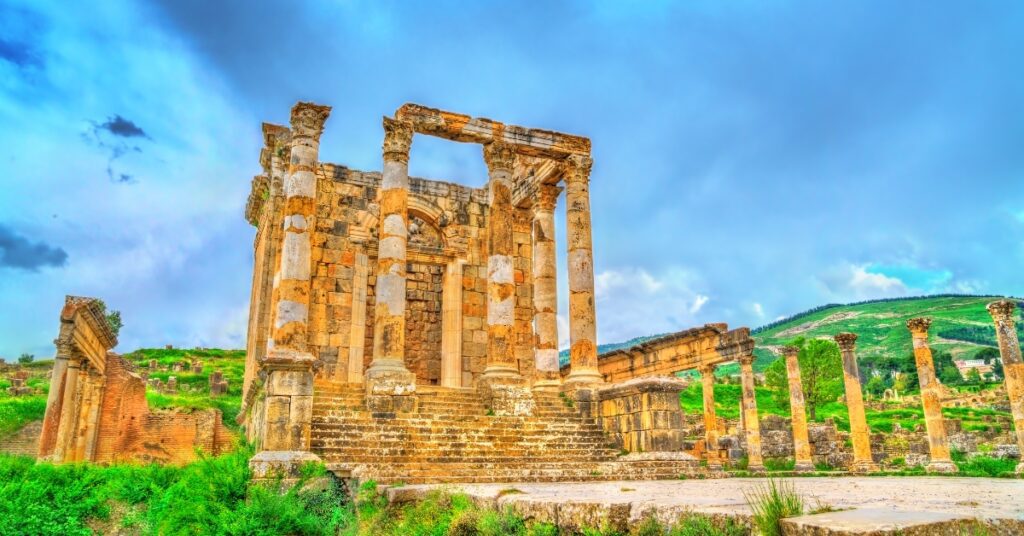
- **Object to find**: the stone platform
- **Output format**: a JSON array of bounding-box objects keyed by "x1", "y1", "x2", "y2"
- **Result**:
[{"x1": 389, "y1": 477, "x2": 1024, "y2": 534}]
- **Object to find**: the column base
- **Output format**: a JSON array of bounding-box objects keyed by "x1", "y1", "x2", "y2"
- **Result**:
[
  {"x1": 364, "y1": 359, "x2": 417, "y2": 415},
  {"x1": 531, "y1": 378, "x2": 562, "y2": 392},
  {"x1": 480, "y1": 364, "x2": 523, "y2": 383},
  {"x1": 793, "y1": 461, "x2": 816, "y2": 473},
  {"x1": 564, "y1": 367, "x2": 604, "y2": 387},
  {"x1": 925, "y1": 460, "x2": 959, "y2": 474},
  {"x1": 848, "y1": 460, "x2": 880, "y2": 473}
]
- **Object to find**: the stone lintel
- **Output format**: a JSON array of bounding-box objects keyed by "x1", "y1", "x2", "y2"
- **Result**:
[
  {"x1": 262, "y1": 348, "x2": 318, "y2": 372},
  {"x1": 394, "y1": 103, "x2": 591, "y2": 159},
  {"x1": 595, "y1": 376, "x2": 688, "y2": 400},
  {"x1": 249, "y1": 450, "x2": 323, "y2": 480}
]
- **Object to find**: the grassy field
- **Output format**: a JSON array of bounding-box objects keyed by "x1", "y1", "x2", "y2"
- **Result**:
[{"x1": 679, "y1": 382, "x2": 1013, "y2": 434}]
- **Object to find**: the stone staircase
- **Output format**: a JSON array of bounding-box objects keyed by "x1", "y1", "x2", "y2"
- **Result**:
[{"x1": 311, "y1": 381, "x2": 705, "y2": 484}]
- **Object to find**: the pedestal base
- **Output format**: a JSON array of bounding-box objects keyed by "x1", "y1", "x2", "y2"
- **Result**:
[
  {"x1": 793, "y1": 461, "x2": 816, "y2": 473},
  {"x1": 848, "y1": 460, "x2": 880, "y2": 473},
  {"x1": 478, "y1": 377, "x2": 535, "y2": 416},
  {"x1": 365, "y1": 361, "x2": 417, "y2": 415},
  {"x1": 925, "y1": 460, "x2": 959, "y2": 474},
  {"x1": 250, "y1": 450, "x2": 323, "y2": 480}
]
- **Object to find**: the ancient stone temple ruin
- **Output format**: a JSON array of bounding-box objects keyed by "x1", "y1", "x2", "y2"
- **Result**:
[
  {"x1": 38, "y1": 296, "x2": 234, "y2": 464},
  {"x1": 239, "y1": 102, "x2": 758, "y2": 482}
]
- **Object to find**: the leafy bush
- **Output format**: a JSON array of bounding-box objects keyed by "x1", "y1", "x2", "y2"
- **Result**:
[{"x1": 744, "y1": 478, "x2": 804, "y2": 536}]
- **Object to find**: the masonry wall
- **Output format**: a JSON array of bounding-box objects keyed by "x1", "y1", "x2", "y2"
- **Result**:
[
  {"x1": 92, "y1": 356, "x2": 234, "y2": 464},
  {"x1": 292, "y1": 163, "x2": 537, "y2": 386}
]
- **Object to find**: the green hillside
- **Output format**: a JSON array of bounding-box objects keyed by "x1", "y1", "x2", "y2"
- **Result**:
[{"x1": 751, "y1": 295, "x2": 1021, "y2": 366}]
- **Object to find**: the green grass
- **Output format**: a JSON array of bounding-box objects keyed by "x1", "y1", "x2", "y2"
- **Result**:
[
  {"x1": 0, "y1": 396, "x2": 47, "y2": 437},
  {"x1": 744, "y1": 478, "x2": 804, "y2": 536},
  {"x1": 752, "y1": 295, "x2": 1018, "y2": 368},
  {"x1": 679, "y1": 383, "x2": 1012, "y2": 434},
  {"x1": 0, "y1": 445, "x2": 351, "y2": 535}
]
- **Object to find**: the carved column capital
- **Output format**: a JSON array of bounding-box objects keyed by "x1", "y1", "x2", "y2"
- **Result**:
[
  {"x1": 906, "y1": 317, "x2": 932, "y2": 336},
  {"x1": 834, "y1": 332, "x2": 858, "y2": 351},
  {"x1": 483, "y1": 141, "x2": 516, "y2": 174},
  {"x1": 987, "y1": 300, "x2": 1017, "y2": 322},
  {"x1": 739, "y1": 352, "x2": 756, "y2": 366},
  {"x1": 382, "y1": 116, "x2": 414, "y2": 164},
  {"x1": 699, "y1": 363, "x2": 717, "y2": 376},
  {"x1": 563, "y1": 154, "x2": 593, "y2": 185},
  {"x1": 290, "y1": 102, "x2": 331, "y2": 141},
  {"x1": 780, "y1": 346, "x2": 799, "y2": 358},
  {"x1": 532, "y1": 184, "x2": 560, "y2": 213}
]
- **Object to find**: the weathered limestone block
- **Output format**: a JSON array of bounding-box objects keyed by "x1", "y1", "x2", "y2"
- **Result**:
[
  {"x1": 479, "y1": 381, "x2": 535, "y2": 416},
  {"x1": 597, "y1": 377, "x2": 687, "y2": 453}
]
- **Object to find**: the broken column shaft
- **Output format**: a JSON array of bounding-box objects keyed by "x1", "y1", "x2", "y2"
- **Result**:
[
  {"x1": 782, "y1": 346, "x2": 815, "y2": 472},
  {"x1": 834, "y1": 332, "x2": 879, "y2": 473},
  {"x1": 907, "y1": 317, "x2": 957, "y2": 473},
  {"x1": 987, "y1": 300, "x2": 1024, "y2": 474},
  {"x1": 739, "y1": 352, "x2": 765, "y2": 472}
]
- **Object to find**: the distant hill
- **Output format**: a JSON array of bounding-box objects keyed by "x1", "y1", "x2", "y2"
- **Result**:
[{"x1": 578, "y1": 295, "x2": 1021, "y2": 374}]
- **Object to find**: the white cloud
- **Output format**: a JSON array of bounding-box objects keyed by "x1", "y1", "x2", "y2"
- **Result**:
[
  {"x1": 817, "y1": 262, "x2": 909, "y2": 301},
  {"x1": 589, "y1": 266, "x2": 710, "y2": 346},
  {"x1": 751, "y1": 302, "x2": 765, "y2": 318}
]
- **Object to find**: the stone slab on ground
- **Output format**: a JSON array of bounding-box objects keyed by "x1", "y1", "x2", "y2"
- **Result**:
[
  {"x1": 781, "y1": 508, "x2": 980, "y2": 535},
  {"x1": 392, "y1": 477, "x2": 1024, "y2": 533}
]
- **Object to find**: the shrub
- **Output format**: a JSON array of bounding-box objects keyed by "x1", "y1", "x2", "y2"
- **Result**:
[{"x1": 744, "y1": 478, "x2": 804, "y2": 536}]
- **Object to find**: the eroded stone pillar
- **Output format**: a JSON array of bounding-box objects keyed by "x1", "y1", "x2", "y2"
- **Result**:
[
  {"x1": 907, "y1": 318, "x2": 958, "y2": 473},
  {"x1": 365, "y1": 117, "x2": 417, "y2": 405},
  {"x1": 39, "y1": 324, "x2": 73, "y2": 458},
  {"x1": 782, "y1": 346, "x2": 814, "y2": 472},
  {"x1": 987, "y1": 300, "x2": 1024, "y2": 474},
  {"x1": 564, "y1": 155, "x2": 602, "y2": 386},
  {"x1": 700, "y1": 364, "x2": 723, "y2": 468},
  {"x1": 345, "y1": 244, "x2": 369, "y2": 383},
  {"x1": 834, "y1": 333, "x2": 879, "y2": 473},
  {"x1": 440, "y1": 259, "x2": 465, "y2": 388},
  {"x1": 270, "y1": 103, "x2": 329, "y2": 353},
  {"x1": 251, "y1": 102, "x2": 330, "y2": 479},
  {"x1": 52, "y1": 359, "x2": 81, "y2": 462},
  {"x1": 481, "y1": 141, "x2": 521, "y2": 382},
  {"x1": 532, "y1": 184, "x2": 561, "y2": 391},
  {"x1": 739, "y1": 352, "x2": 765, "y2": 472}
]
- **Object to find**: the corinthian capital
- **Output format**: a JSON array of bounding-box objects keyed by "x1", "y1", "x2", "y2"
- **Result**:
[
  {"x1": 533, "y1": 184, "x2": 560, "y2": 213},
  {"x1": 382, "y1": 117, "x2": 414, "y2": 164},
  {"x1": 738, "y1": 352, "x2": 756, "y2": 366},
  {"x1": 290, "y1": 102, "x2": 332, "y2": 141},
  {"x1": 906, "y1": 317, "x2": 932, "y2": 335},
  {"x1": 834, "y1": 332, "x2": 858, "y2": 351},
  {"x1": 987, "y1": 299, "x2": 1017, "y2": 322},
  {"x1": 483, "y1": 141, "x2": 516, "y2": 173},
  {"x1": 563, "y1": 154, "x2": 593, "y2": 185},
  {"x1": 781, "y1": 346, "x2": 799, "y2": 358}
]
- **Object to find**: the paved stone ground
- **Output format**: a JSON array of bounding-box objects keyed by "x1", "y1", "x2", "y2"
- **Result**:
[{"x1": 392, "y1": 477, "x2": 1024, "y2": 533}]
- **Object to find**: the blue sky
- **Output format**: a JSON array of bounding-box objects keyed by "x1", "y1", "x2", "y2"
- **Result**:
[{"x1": 1, "y1": 0, "x2": 1022, "y2": 358}]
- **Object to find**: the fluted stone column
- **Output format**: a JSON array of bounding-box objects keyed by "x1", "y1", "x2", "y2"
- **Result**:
[
  {"x1": 270, "y1": 103, "x2": 330, "y2": 353},
  {"x1": 987, "y1": 300, "x2": 1024, "y2": 474},
  {"x1": 365, "y1": 117, "x2": 417, "y2": 400},
  {"x1": 782, "y1": 346, "x2": 815, "y2": 472},
  {"x1": 481, "y1": 141, "x2": 522, "y2": 381},
  {"x1": 564, "y1": 155, "x2": 602, "y2": 385},
  {"x1": 532, "y1": 184, "x2": 561, "y2": 391},
  {"x1": 251, "y1": 102, "x2": 330, "y2": 479},
  {"x1": 834, "y1": 333, "x2": 879, "y2": 473},
  {"x1": 739, "y1": 352, "x2": 765, "y2": 472},
  {"x1": 700, "y1": 364, "x2": 723, "y2": 468},
  {"x1": 907, "y1": 318, "x2": 957, "y2": 473},
  {"x1": 52, "y1": 359, "x2": 81, "y2": 462}
]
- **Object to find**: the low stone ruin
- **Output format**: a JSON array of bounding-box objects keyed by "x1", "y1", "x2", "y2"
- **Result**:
[
  {"x1": 6, "y1": 376, "x2": 33, "y2": 396},
  {"x1": 209, "y1": 370, "x2": 228, "y2": 397}
]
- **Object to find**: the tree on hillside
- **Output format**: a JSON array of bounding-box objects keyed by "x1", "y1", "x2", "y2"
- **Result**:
[
  {"x1": 939, "y1": 365, "x2": 962, "y2": 385},
  {"x1": 17, "y1": 353, "x2": 33, "y2": 364},
  {"x1": 764, "y1": 336, "x2": 844, "y2": 420}
]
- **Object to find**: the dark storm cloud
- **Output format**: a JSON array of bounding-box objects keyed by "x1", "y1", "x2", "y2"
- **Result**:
[
  {"x1": 98, "y1": 115, "x2": 149, "y2": 138},
  {"x1": 85, "y1": 115, "x2": 149, "y2": 182},
  {"x1": 0, "y1": 224, "x2": 68, "y2": 271}
]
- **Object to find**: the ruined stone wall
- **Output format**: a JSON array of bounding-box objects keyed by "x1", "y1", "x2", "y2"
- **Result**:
[
  {"x1": 297, "y1": 163, "x2": 537, "y2": 386},
  {"x1": 92, "y1": 355, "x2": 234, "y2": 464}
]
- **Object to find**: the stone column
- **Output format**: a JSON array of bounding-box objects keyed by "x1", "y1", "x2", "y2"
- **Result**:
[
  {"x1": 700, "y1": 364, "x2": 723, "y2": 468},
  {"x1": 907, "y1": 318, "x2": 957, "y2": 473},
  {"x1": 440, "y1": 259, "x2": 465, "y2": 388},
  {"x1": 987, "y1": 300, "x2": 1024, "y2": 474},
  {"x1": 52, "y1": 359, "x2": 81, "y2": 462},
  {"x1": 39, "y1": 324, "x2": 73, "y2": 457},
  {"x1": 251, "y1": 102, "x2": 329, "y2": 479},
  {"x1": 345, "y1": 244, "x2": 369, "y2": 383},
  {"x1": 782, "y1": 346, "x2": 815, "y2": 472},
  {"x1": 365, "y1": 117, "x2": 417, "y2": 402},
  {"x1": 270, "y1": 103, "x2": 329, "y2": 353},
  {"x1": 739, "y1": 352, "x2": 765, "y2": 472},
  {"x1": 481, "y1": 141, "x2": 522, "y2": 382},
  {"x1": 834, "y1": 333, "x2": 879, "y2": 473},
  {"x1": 564, "y1": 155, "x2": 602, "y2": 385},
  {"x1": 532, "y1": 184, "x2": 561, "y2": 391}
]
